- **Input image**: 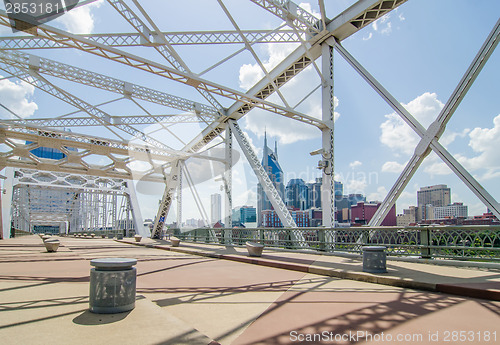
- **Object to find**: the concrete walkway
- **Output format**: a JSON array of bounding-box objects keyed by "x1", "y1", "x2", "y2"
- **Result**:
[
  {"x1": 1, "y1": 235, "x2": 499, "y2": 345},
  {"x1": 126, "y1": 237, "x2": 500, "y2": 302}
]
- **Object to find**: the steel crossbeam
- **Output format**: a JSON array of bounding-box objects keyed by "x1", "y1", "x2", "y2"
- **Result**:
[
  {"x1": 0, "y1": 121, "x2": 223, "y2": 182},
  {"x1": 0, "y1": 0, "x2": 416, "y2": 236},
  {"x1": 229, "y1": 119, "x2": 297, "y2": 228},
  {"x1": 3, "y1": 114, "x2": 204, "y2": 127},
  {"x1": 108, "y1": 0, "x2": 224, "y2": 112},
  {"x1": 0, "y1": 50, "x2": 219, "y2": 121},
  {"x1": 151, "y1": 160, "x2": 182, "y2": 238},
  {"x1": 250, "y1": 0, "x2": 322, "y2": 34},
  {"x1": 368, "y1": 19, "x2": 500, "y2": 225},
  {"x1": 0, "y1": 30, "x2": 298, "y2": 49}
]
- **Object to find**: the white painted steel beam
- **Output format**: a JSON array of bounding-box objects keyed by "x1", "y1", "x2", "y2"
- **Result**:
[
  {"x1": 3, "y1": 114, "x2": 204, "y2": 127},
  {"x1": 0, "y1": 30, "x2": 299, "y2": 49},
  {"x1": 250, "y1": 0, "x2": 322, "y2": 33},
  {"x1": 0, "y1": 10, "x2": 325, "y2": 129},
  {"x1": 369, "y1": 18, "x2": 500, "y2": 225},
  {"x1": 320, "y1": 42, "x2": 335, "y2": 227},
  {"x1": 113, "y1": 0, "x2": 225, "y2": 112},
  {"x1": 0, "y1": 50, "x2": 219, "y2": 122},
  {"x1": 151, "y1": 160, "x2": 182, "y2": 238},
  {"x1": 228, "y1": 119, "x2": 297, "y2": 228},
  {"x1": 224, "y1": 124, "x2": 233, "y2": 230}
]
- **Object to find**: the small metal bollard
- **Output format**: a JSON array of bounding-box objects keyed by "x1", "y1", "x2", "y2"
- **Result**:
[
  {"x1": 246, "y1": 241, "x2": 264, "y2": 257},
  {"x1": 170, "y1": 237, "x2": 180, "y2": 247},
  {"x1": 89, "y1": 258, "x2": 137, "y2": 314},
  {"x1": 362, "y1": 246, "x2": 387, "y2": 273}
]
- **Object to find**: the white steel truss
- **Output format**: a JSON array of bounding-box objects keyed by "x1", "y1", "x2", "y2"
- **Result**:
[
  {"x1": 151, "y1": 160, "x2": 182, "y2": 239},
  {"x1": 0, "y1": 10, "x2": 322, "y2": 127},
  {"x1": 11, "y1": 168, "x2": 139, "y2": 235},
  {"x1": 0, "y1": 121, "x2": 223, "y2": 182},
  {"x1": 0, "y1": 50, "x2": 219, "y2": 122},
  {"x1": 229, "y1": 119, "x2": 297, "y2": 229},
  {"x1": 0, "y1": 30, "x2": 299, "y2": 50},
  {"x1": 0, "y1": 0, "x2": 492, "y2": 238}
]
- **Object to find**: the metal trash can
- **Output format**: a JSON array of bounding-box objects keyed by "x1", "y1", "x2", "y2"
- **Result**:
[
  {"x1": 362, "y1": 246, "x2": 387, "y2": 273},
  {"x1": 89, "y1": 258, "x2": 137, "y2": 313}
]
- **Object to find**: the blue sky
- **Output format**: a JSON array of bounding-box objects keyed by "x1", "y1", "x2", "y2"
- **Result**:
[{"x1": 0, "y1": 0, "x2": 498, "y2": 222}]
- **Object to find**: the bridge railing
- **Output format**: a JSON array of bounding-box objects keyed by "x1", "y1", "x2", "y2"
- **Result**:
[{"x1": 174, "y1": 225, "x2": 500, "y2": 262}]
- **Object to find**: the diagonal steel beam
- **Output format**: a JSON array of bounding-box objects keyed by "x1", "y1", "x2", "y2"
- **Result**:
[
  {"x1": 0, "y1": 49, "x2": 219, "y2": 121},
  {"x1": 371, "y1": 19, "x2": 500, "y2": 224},
  {"x1": 229, "y1": 119, "x2": 297, "y2": 228},
  {"x1": 369, "y1": 17, "x2": 500, "y2": 225},
  {"x1": 329, "y1": 20, "x2": 500, "y2": 224},
  {"x1": 151, "y1": 160, "x2": 182, "y2": 238}
]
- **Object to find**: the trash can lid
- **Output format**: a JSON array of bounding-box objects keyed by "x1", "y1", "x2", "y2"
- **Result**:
[
  {"x1": 362, "y1": 246, "x2": 386, "y2": 251},
  {"x1": 90, "y1": 258, "x2": 137, "y2": 269}
]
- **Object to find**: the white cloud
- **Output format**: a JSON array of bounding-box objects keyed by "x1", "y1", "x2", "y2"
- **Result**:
[
  {"x1": 440, "y1": 128, "x2": 470, "y2": 147},
  {"x1": 469, "y1": 202, "x2": 488, "y2": 217},
  {"x1": 372, "y1": 13, "x2": 392, "y2": 35},
  {"x1": 349, "y1": 160, "x2": 362, "y2": 169},
  {"x1": 454, "y1": 114, "x2": 500, "y2": 180},
  {"x1": 345, "y1": 178, "x2": 366, "y2": 195},
  {"x1": 368, "y1": 186, "x2": 387, "y2": 202},
  {"x1": 362, "y1": 32, "x2": 373, "y2": 41},
  {"x1": 233, "y1": 189, "x2": 257, "y2": 208},
  {"x1": 399, "y1": 13, "x2": 406, "y2": 21},
  {"x1": 239, "y1": 63, "x2": 265, "y2": 91},
  {"x1": 380, "y1": 92, "x2": 444, "y2": 155},
  {"x1": 423, "y1": 161, "x2": 451, "y2": 176},
  {"x1": 381, "y1": 161, "x2": 405, "y2": 173},
  {"x1": 380, "y1": 22, "x2": 392, "y2": 35},
  {"x1": 0, "y1": 76, "x2": 38, "y2": 119},
  {"x1": 242, "y1": 130, "x2": 261, "y2": 157},
  {"x1": 56, "y1": 0, "x2": 103, "y2": 34},
  {"x1": 298, "y1": 2, "x2": 321, "y2": 19}
]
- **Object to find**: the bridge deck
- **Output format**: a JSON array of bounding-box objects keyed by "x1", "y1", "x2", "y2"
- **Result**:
[{"x1": 1, "y1": 235, "x2": 499, "y2": 345}]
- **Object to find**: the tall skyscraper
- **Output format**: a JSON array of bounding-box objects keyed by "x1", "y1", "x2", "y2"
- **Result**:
[
  {"x1": 257, "y1": 132, "x2": 285, "y2": 226},
  {"x1": 307, "y1": 177, "x2": 322, "y2": 209},
  {"x1": 417, "y1": 184, "x2": 451, "y2": 220},
  {"x1": 232, "y1": 206, "x2": 257, "y2": 226},
  {"x1": 334, "y1": 181, "x2": 343, "y2": 198},
  {"x1": 286, "y1": 178, "x2": 309, "y2": 210},
  {"x1": 210, "y1": 193, "x2": 222, "y2": 226},
  {"x1": 306, "y1": 178, "x2": 342, "y2": 210}
]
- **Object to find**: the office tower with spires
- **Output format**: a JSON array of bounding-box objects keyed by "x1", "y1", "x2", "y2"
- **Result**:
[{"x1": 257, "y1": 132, "x2": 285, "y2": 226}]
